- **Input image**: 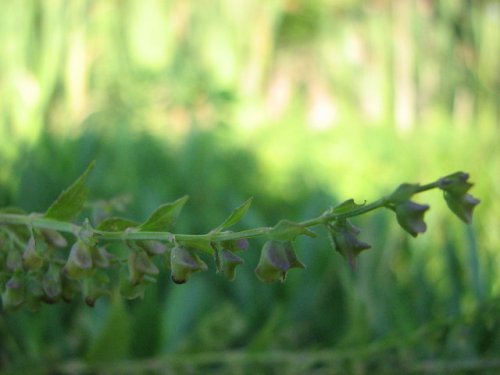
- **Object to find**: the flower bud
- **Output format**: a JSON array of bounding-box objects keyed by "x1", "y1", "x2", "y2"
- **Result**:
[
  {"x1": 329, "y1": 221, "x2": 371, "y2": 268},
  {"x1": 79, "y1": 219, "x2": 98, "y2": 247},
  {"x1": 220, "y1": 249, "x2": 244, "y2": 281},
  {"x1": 22, "y1": 236, "x2": 44, "y2": 270},
  {"x1": 6, "y1": 249, "x2": 23, "y2": 272},
  {"x1": 137, "y1": 240, "x2": 169, "y2": 256},
  {"x1": 63, "y1": 241, "x2": 93, "y2": 279},
  {"x1": 255, "y1": 240, "x2": 304, "y2": 283},
  {"x1": 83, "y1": 271, "x2": 110, "y2": 307},
  {"x1": 61, "y1": 274, "x2": 81, "y2": 303},
  {"x1": 26, "y1": 270, "x2": 44, "y2": 298},
  {"x1": 0, "y1": 241, "x2": 6, "y2": 270},
  {"x1": 394, "y1": 201, "x2": 430, "y2": 237},
  {"x1": 91, "y1": 246, "x2": 116, "y2": 269},
  {"x1": 444, "y1": 192, "x2": 480, "y2": 224},
  {"x1": 25, "y1": 270, "x2": 44, "y2": 311},
  {"x1": 170, "y1": 245, "x2": 208, "y2": 284},
  {"x1": 388, "y1": 183, "x2": 420, "y2": 204},
  {"x1": 42, "y1": 263, "x2": 62, "y2": 303},
  {"x1": 438, "y1": 172, "x2": 472, "y2": 196},
  {"x1": 221, "y1": 238, "x2": 249, "y2": 252},
  {"x1": 1, "y1": 272, "x2": 25, "y2": 310},
  {"x1": 119, "y1": 267, "x2": 146, "y2": 300},
  {"x1": 128, "y1": 250, "x2": 159, "y2": 285},
  {"x1": 41, "y1": 229, "x2": 67, "y2": 248},
  {"x1": 235, "y1": 238, "x2": 249, "y2": 251}
]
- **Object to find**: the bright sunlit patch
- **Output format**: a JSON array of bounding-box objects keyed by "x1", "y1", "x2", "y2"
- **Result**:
[{"x1": 307, "y1": 84, "x2": 338, "y2": 130}]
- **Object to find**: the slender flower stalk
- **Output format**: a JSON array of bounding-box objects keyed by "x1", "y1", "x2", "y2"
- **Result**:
[{"x1": 0, "y1": 163, "x2": 480, "y2": 310}]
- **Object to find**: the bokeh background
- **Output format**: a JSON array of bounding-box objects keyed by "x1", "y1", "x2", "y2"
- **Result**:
[{"x1": 0, "y1": 0, "x2": 499, "y2": 374}]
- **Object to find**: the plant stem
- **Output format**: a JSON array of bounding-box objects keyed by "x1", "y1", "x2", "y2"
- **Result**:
[{"x1": 0, "y1": 178, "x2": 442, "y2": 244}]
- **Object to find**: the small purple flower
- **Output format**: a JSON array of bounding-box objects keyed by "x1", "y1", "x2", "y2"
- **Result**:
[
  {"x1": 395, "y1": 201, "x2": 430, "y2": 237},
  {"x1": 444, "y1": 193, "x2": 480, "y2": 224}
]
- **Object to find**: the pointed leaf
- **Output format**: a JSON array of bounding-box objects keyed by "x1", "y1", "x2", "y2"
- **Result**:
[
  {"x1": 44, "y1": 161, "x2": 96, "y2": 221},
  {"x1": 388, "y1": 183, "x2": 420, "y2": 205},
  {"x1": 179, "y1": 238, "x2": 214, "y2": 255},
  {"x1": 139, "y1": 196, "x2": 188, "y2": 232},
  {"x1": 97, "y1": 217, "x2": 139, "y2": 232},
  {"x1": 331, "y1": 199, "x2": 366, "y2": 215},
  {"x1": 215, "y1": 197, "x2": 253, "y2": 231},
  {"x1": 268, "y1": 220, "x2": 316, "y2": 241}
]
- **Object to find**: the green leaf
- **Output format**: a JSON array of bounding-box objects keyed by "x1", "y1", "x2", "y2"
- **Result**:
[
  {"x1": 215, "y1": 197, "x2": 253, "y2": 231},
  {"x1": 268, "y1": 220, "x2": 316, "y2": 241},
  {"x1": 388, "y1": 183, "x2": 420, "y2": 205},
  {"x1": 44, "y1": 161, "x2": 96, "y2": 221},
  {"x1": 331, "y1": 199, "x2": 366, "y2": 215},
  {"x1": 179, "y1": 238, "x2": 214, "y2": 255},
  {"x1": 139, "y1": 196, "x2": 188, "y2": 232},
  {"x1": 97, "y1": 217, "x2": 139, "y2": 231}
]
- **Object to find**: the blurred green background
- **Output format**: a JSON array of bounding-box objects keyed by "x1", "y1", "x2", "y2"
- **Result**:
[{"x1": 0, "y1": 0, "x2": 499, "y2": 374}]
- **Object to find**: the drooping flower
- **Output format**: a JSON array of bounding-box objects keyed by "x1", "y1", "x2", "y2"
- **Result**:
[
  {"x1": 255, "y1": 240, "x2": 304, "y2": 283},
  {"x1": 394, "y1": 201, "x2": 430, "y2": 237}
]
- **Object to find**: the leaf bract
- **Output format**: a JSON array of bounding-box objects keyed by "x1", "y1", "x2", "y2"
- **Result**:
[
  {"x1": 44, "y1": 161, "x2": 96, "y2": 221},
  {"x1": 215, "y1": 197, "x2": 253, "y2": 231},
  {"x1": 331, "y1": 199, "x2": 366, "y2": 215},
  {"x1": 139, "y1": 196, "x2": 188, "y2": 232},
  {"x1": 269, "y1": 220, "x2": 316, "y2": 241}
]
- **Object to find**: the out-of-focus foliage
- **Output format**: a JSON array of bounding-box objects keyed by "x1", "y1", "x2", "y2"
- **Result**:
[{"x1": 0, "y1": 0, "x2": 499, "y2": 373}]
